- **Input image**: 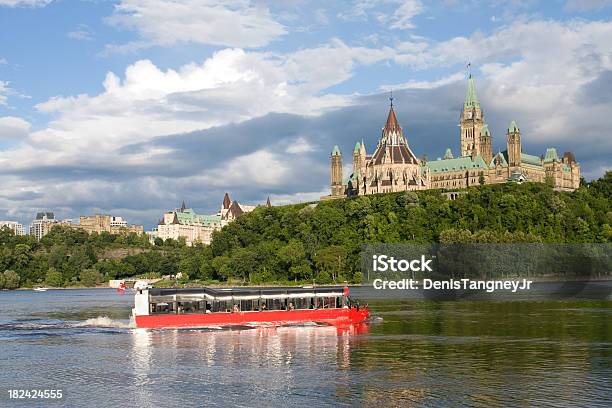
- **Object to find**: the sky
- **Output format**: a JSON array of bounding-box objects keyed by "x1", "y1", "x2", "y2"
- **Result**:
[{"x1": 0, "y1": 0, "x2": 611, "y2": 229}]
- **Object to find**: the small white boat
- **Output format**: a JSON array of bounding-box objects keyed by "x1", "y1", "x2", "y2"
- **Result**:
[{"x1": 33, "y1": 287, "x2": 48, "y2": 292}]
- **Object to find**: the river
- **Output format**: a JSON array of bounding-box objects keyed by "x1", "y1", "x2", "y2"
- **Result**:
[{"x1": 1, "y1": 282, "x2": 611, "y2": 407}]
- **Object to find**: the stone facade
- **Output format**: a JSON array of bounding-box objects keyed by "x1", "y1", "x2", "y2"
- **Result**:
[
  {"x1": 152, "y1": 194, "x2": 264, "y2": 246},
  {"x1": 328, "y1": 75, "x2": 581, "y2": 198},
  {"x1": 74, "y1": 214, "x2": 144, "y2": 235}
]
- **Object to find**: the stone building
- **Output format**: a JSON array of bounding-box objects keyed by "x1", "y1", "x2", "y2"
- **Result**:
[
  {"x1": 327, "y1": 74, "x2": 580, "y2": 198},
  {"x1": 74, "y1": 214, "x2": 144, "y2": 235},
  {"x1": 152, "y1": 193, "x2": 262, "y2": 246}
]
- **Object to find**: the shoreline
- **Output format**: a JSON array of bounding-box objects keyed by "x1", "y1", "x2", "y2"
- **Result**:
[{"x1": 8, "y1": 275, "x2": 612, "y2": 291}]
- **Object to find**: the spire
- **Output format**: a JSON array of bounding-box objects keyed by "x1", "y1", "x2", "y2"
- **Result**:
[
  {"x1": 384, "y1": 104, "x2": 401, "y2": 133},
  {"x1": 464, "y1": 74, "x2": 479, "y2": 109},
  {"x1": 332, "y1": 145, "x2": 341, "y2": 156},
  {"x1": 508, "y1": 120, "x2": 519, "y2": 133},
  {"x1": 266, "y1": 196, "x2": 271, "y2": 207},
  {"x1": 222, "y1": 192, "x2": 231, "y2": 209},
  {"x1": 443, "y1": 148, "x2": 454, "y2": 160},
  {"x1": 354, "y1": 141, "x2": 361, "y2": 153},
  {"x1": 481, "y1": 124, "x2": 491, "y2": 137},
  {"x1": 180, "y1": 201, "x2": 186, "y2": 211}
]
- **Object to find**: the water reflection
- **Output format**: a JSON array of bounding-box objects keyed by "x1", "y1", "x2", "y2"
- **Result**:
[{"x1": 127, "y1": 323, "x2": 371, "y2": 406}]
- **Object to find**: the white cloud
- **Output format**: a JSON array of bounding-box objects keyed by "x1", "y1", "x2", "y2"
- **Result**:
[
  {"x1": 339, "y1": 0, "x2": 423, "y2": 29},
  {"x1": 67, "y1": 25, "x2": 93, "y2": 41},
  {"x1": 390, "y1": 0, "x2": 423, "y2": 29},
  {"x1": 381, "y1": 71, "x2": 464, "y2": 90},
  {"x1": 31, "y1": 41, "x2": 391, "y2": 151},
  {"x1": 0, "y1": 58, "x2": 7, "y2": 65},
  {"x1": 0, "y1": 117, "x2": 30, "y2": 140},
  {"x1": 0, "y1": 0, "x2": 51, "y2": 7},
  {"x1": 106, "y1": 0, "x2": 286, "y2": 49},
  {"x1": 286, "y1": 137, "x2": 315, "y2": 154}
]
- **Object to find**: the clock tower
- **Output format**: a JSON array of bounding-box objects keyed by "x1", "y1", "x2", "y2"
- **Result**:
[{"x1": 460, "y1": 74, "x2": 484, "y2": 157}]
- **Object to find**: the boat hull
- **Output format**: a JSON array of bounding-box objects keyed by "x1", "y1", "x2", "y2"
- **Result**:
[{"x1": 134, "y1": 307, "x2": 370, "y2": 329}]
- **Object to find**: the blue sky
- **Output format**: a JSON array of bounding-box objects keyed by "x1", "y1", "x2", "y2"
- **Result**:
[{"x1": 1, "y1": 0, "x2": 611, "y2": 228}]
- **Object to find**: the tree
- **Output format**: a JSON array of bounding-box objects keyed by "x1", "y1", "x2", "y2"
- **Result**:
[
  {"x1": 314, "y1": 245, "x2": 348, "y2": 283},
  {"x1": 45, "y1": 267, "x2": 64, "y2": 287},
  {"x1": 478, "y1": 172, "x2": 485, "y2": 186},
  {"x1": 80, "y1": 268, "x2": 103, "y2": 287},
  {"x1": 3, "y1": 270, "x2": 20, "y2": 289}
]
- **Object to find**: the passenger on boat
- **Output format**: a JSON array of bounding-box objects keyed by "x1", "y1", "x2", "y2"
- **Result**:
[
  {"x1": 288, "y1": 302, "x2": 295, "y2": 311},
  {"x1": 233, "y1": 304, "x2": 240, "y2": 313},
  {"x1": 260, "y1": 303, "x2": 267, "y2": 311}
]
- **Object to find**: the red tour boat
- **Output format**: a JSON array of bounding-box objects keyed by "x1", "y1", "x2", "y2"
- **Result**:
[{"x1": 131, "y1": 283, "x2": 369, "y2": 329}]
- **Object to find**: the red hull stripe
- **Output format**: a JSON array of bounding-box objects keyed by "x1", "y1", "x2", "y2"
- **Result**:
[{"x1": 135, "y1": 307, "x2": 370, "y2": 329}]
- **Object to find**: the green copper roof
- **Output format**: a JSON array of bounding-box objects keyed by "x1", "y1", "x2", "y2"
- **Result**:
[
  {"x1": 464, "y1": 75, "x2": 479, "y2": 108},
  {"x1": 544, "y1": 148, "x2": 559, "y2": 162},
  {"x1": 176, "y1": 209, "x2": 222, "y2": 226},
  {"x1": 443, "y1": 148, "x2": 454, "y2": 159},
  {"x1": 332, "y1": 145, "x2": 341, "y2": 156},
  {"x1": 490, "y1": 151, "x2": 508, "y2": 167},
  {"x1": 508, "y1": 120, "x2": 519, "y2": 133},
  {"x1": 354, "y1": 141, "x2": 361, "y2": 153},
  {"x1": 520, "y1": 152, "x2": 542, "y2": 167},
  {"x1": 508, "y1": 171, "x2": 527, "y2": 182},
  {"x1": 426, "y1": 155, "x2": 487, "y2": 173},
  {"x1": 481, "y1": 124, "x2": 491, "y2": 137}
]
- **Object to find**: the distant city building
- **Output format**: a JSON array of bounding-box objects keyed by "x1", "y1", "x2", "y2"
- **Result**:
[
  {"x1": 327, "y1": 74, "x2": 580, "y2": 199},
  {"x1": 0, "y1": 221, "x2": 25, "y2": 236},
  {"x1": 72, "y1": 214, "x2": 144, "y2": 235},
  {"x1": 29, "y1": 212, "x2": 65, "y2": 241},
  {"x1": 151, "y1": 194, "x2": 263, "y2": 246}
]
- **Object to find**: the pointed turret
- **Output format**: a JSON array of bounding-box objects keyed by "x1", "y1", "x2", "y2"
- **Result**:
[
  {"x1": 508, "y1": 120, "x2": 519, "y2": 133},
  {"x1": 266, "y1": 196, "x2": 271, "y2": 207},
  {"x1": 464, "y1": 74, "x2": 479, "y2": 109},
  {"x1": 222, "y1": 192, "x2": 231, "y2": 209},
  {"x1": 460, "y1": 73, "x2": 484, "y2": 157},
  {"x1": 443, "y1": 148, "x2": 454, "y2": 160},
  {"x1": 480, "y1": 124, "x2": 493, "y2": 164},
  {"x1": 384, "y1": 105, "x2": 401, "y2": 134},
  {"x1": 180, "y1": 201, "x2": 186, "y2": 211},
  {"x1": 330, "y1": 146, "x2": 344, "y2": 196},
  {"x1": 507, "y1": 120, "x2": 521, "y2": 168}
]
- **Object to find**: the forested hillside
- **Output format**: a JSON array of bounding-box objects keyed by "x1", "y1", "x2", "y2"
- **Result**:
[{"x1": 1, "y1": 172, "x2": 610, "y2": 288}]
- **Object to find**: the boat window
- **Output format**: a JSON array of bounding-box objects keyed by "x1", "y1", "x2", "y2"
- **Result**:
[
  {"x1": 267, "y1": 298, "x2": 284, "y2": 311},
  {"x1": 240, "y1": 299, "x2": 256, "y2": 311},
  {"x1": 211, "y1": 300, "x2": 231, "y2": 313},
  {"x1": 177, "y1": 300, "x2": 206, "y2": 314},
  {"x1": 294, "y1": 297, "x2": 309, "y2": 310},
  {"x1": 151, "y1": 302, "x2": 175, "y2": 314}
]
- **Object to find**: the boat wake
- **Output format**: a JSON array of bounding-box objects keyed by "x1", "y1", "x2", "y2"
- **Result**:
[
  {"x1": 0, "y1": 317, "x2": 133, "y2": 338},
  {"x1": 74, "y1": 316, "x2": 133, "y2": 329}
]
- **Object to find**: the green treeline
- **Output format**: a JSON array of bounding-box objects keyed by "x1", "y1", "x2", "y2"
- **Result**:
[{"x1": 0, "y1": 172, "x2": 610, "y2": 289}]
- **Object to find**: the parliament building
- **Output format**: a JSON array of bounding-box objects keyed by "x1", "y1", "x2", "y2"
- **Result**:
[{"x1": 328, "y1": 75, "x2": 580, "y2": 198}]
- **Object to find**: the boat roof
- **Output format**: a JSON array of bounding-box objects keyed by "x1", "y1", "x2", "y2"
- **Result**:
[{"x1": 148, "y1": 286, "x2": 345, "y2": 298}]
